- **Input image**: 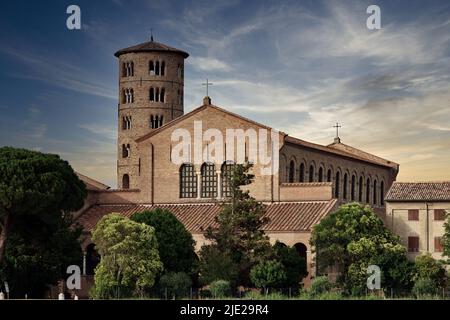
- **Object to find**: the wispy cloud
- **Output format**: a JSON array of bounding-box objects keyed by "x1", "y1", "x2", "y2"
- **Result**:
[{"x1": 0, "y1": 46, "x2": 116, "y2": 99}]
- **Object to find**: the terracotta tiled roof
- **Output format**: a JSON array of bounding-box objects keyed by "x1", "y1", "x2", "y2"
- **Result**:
[
  {"x1": 286, "y1": 136, "x2": 398, "y2": 169},
  {"x1": 114, "y1": 40, "x2": 189, "y2": 58},
  {"x1": 76, "y1": 200, "x2": 337, "y2": 234},
  {"x1": 385, "y1": 182, "x2": 450, "y2": 202}
]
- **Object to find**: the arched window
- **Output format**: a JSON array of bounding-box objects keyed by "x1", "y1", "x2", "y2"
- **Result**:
[
  {"x1": 373, "y1": 180, "x2": 378, "y2": 205},
  {"x1": 221, "y1": 162, "x2": 235, "y2": 198},
  {"x1": 122, "y1": 144, "x2": 130, "y2": 158},
  {"x1": 149, "y1": 61, "x2": 155, "y2": 75},
  {"x1": 288, "y1": 160, "x2": 295, "y2": 183},
  {"x1": 343, "y1": 173, "x2": 348, "y2": 199},
  {"x1": 159, "y1": 116, "x2": 164, "y2": 128},
  {"x1": 180, "y1": 164, "x2": 197, "y2": 198},
  {"x1": 318, "y1": 167, "x2": 324, "y2": 182},
  {"x1": 309, "y1": 165, "x2": 315, "y2": 182},
  {"x1": 155, "y1": 88, "x2": 160, "y2": 102},
  {"x1": 160, "y1": 88, "x2": 165, "y2": 103},
  {"x1": 201, "y1": 163, "x2": 217, "y2": 198},
  {"x1": 122, "y1": 116, "x2": 131, "y2": 130},
  {"x1": 155, "y1": 61, "x2": 160, "y2": 76},
  {"x1": 122, "y1": 174, "x2": 130, "y2": 189},
  {"x1": 327, "y1": 169, "x2": 332, "y2": 182},
  {"x1": 130, "y1": 62, "x2": 134, "y2": 76},
  {"x1": 150, "y1": 115, "x2": 154, "y2": 128},
  {"x1": 299, "y1": 163, "x2": 305, "y2": 182},
  {"x1": 366, "y1": 178, "x2": 370, "y2": 203},
  {"x1": 150, "y1": 88, "x2": 155, "y2": 102},
  {"x1": 161, "y1": 61, "x2": 165, "y2": 76},
  {"x1": 380, "y1": 181, "x2": 385, "y2": 206},
  {"x1": 358, "y1": 176, "x2": 363, "y2": 202},
  {"x1": 351, "y1": 175, "x2": 356, "y2": 201},
  {"x1": 335, "y1": 171, "x2": 340, "y2": 198}
]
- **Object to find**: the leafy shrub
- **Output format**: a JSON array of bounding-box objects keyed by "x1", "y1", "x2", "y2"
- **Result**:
[
  {"x1": 209, "y1": 280, "x2": 232, "y2": 298},
  {"x1": 309, "y1": 276, "x2": 334, "y2": 296},
  {"x1": 412, "y1": 278, "x2": 439, "y2": 298},
  {"x1": 160, "y1": 272, "x2": 192, "y2": 299},
  {"x1": 250, "y1": 260, "x2": 287, "y2": 291}
]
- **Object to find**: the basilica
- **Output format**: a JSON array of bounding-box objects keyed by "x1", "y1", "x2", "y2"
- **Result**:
[{"x1": 74, "y1": 39, "x2": 399, "y2": 286}]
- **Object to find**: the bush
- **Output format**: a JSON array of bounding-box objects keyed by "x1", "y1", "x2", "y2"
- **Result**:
[
  {"x1": 272, "y1": 242, "x2": 307, "y2": 288},
  {"x1": 309, "y1": 276, "x2": 334, "y2": 296},
  {"x1": 160, "y1": 272, "x2": 192, "y2": 299},
  {"x1": 250, "y1": 260, "x2": 287, "y2": 291},
  {"x1": 209, "y1": 280, "x2": 232, "y2": 298},
  {"x1": 199, "y1": 246, "x2": 239, "y2": 287},
  {"x1": 414, "y1": 254, "x2": 447, "y2": 289},
  {"x1": 412, "y1": 278, "x2": 439, "y2": 298},
  {"x1": 131, "y1": 209, "x2": 198, "y2": 275}
]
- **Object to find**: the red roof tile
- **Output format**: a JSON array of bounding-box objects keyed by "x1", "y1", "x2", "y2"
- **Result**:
[
  {"x1": 385, "y1": 182, "x2": 450, "y2": 202},
  {"x1": 76, "y1": 200, "x2": 337, "y2": 234}
]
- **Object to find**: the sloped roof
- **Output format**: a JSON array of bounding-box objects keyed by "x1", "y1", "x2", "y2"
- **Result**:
[
  {"x1": 135, "y1": 102, "x2": 281, "y2": 143},
  {"x1": 114, "y1": 40, "x2": 189, "y2": 58},
  {"x1": 385, "y1": 182, "x2": 450, "y2": 202},
  {"x1": 135, "y1": 100, "x2": 398, "y2": 170},
  {"x1": 76, "y1": 200, "x2": 337, "y2": 233},
  {"x1": 286, "y1": 136, "x2": 398, "y2": 169},
  {"x1": 76, "y1": 172, "x2": 110, "y2": 191}
]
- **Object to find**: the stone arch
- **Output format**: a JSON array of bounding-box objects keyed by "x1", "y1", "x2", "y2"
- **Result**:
[
  {"x1": 308, "y1": 161, "x2": 316, "y2": 182},
  {"x1": 85, "y1": 243, "x2": 100, "y2": 276},
  {"x1": 288, "y1": 159, "x2": 296, "y2": 183},
  {"x1": 299, "y1": 159, "x2": 307, "y2": 183},
  {"x1": 358, "y1": 173, "x2": 365, "y2": 202},
  {"x1": 318, "y1": 163, "x2": 325, "y2": 182},
  {"x1": 343, "y1": 171, "x2": 349, "y2": 200},
  {"x1": 380, "y1": 179, "x2": 385, "y2": 206},
  {"x1": 326, "y1": 165, "x2": 334, "y2": 183},
  {"x1": 122, "y1": 174, "x2": 130, "y2": 189},
  {"x1": 366, "y1": 175, "x2": 372, "y2": 204},
  {"x1": 280, "y1": 153, "x2": 287, "y2": 183},
  {"x1": 334, "y1": 168, "x2": 342, "y2": 198},
  {"x1": 294, "y1": 242, "x2": 308, "y2": 266}
]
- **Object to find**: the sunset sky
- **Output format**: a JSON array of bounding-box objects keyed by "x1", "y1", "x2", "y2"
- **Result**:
[{"x1": 0, "y1": 0, "x2": 449, "y2": 187}]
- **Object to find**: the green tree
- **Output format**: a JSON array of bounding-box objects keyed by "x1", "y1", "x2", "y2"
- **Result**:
[
  {"x1": 131, "y1": 209, "x2": 197, "y2": 275},
  {"x1": 0, "y1": 147, "x2": 86, "y2": 263},
  {"x1": 91, "y1": 214, "x2": 163, "y2": 299},
  {"x1": 412, "y1": 278, "x2": 439, "y2": 298},
  {"x1": 442, "y1": 210, "x2": 450, "y2": 261},
  {"x1": 272, "y1": 242, "x2": 307, "y2": 288},
  {"x1": 209, "y1": 280, "x2": 232, "y2": 298},
  {"x1": 250, "y1": 260, "x2": 287, "y2": 293},
  {"x1": 203, "y1": 163, "x2": 272, "y2": 286},
  {"x1": 199, "y1": 245, "x2": 239, "y2": 287},
  {"x1": 0, "y1": 215, "x2": 82, "y2": 298},
  {"x1": 311, "y1": 202, "x2": 411, "y2": 294},
  {"x1": 160, "y1": 272, "x2": 192, "y2": 299},
  {"x1": 413, "y1": 253, "x2": 447, "y2": 290}
]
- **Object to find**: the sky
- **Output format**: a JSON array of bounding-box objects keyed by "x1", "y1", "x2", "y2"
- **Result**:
[{"x1": 0, "y1": 0, "x2": 449, "y2": 187}]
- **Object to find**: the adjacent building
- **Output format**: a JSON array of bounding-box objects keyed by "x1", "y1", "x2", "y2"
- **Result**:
[{"x1": 385, "y1": 182, "x2": 450, "y2": 260}]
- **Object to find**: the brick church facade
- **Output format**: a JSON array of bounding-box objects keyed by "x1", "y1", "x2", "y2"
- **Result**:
[{"x1": 74, "y1": 39, "x2": 399, "y2": 284}]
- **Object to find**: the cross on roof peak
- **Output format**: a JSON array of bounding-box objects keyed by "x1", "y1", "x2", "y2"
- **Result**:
[
  {"x1": 333, "y1": 122, "x2": 342, "y2": 143},
  {"x1": 202, "y1": 78, "x2": 213, "y2": 97}
]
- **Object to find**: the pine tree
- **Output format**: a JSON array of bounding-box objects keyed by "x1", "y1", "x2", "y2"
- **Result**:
[{"x1": 203, "y1": 162, "x2": 271, "y2": 286}]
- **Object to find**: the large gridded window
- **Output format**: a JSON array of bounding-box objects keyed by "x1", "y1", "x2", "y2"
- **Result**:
[
  {"x1": 221, "y1": 162, "x2": 235, "y2": 198},
  {"x1": 180, "y1": 164, "x2": 197, "y2": 198},
  {"x1": 201, "y1": 163, "x2": 217, "y2": 198}
]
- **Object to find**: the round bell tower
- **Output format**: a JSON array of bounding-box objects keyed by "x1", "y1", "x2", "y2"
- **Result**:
[{"x1": 114, "y1": 38, "x2": 189, "y2": 189}]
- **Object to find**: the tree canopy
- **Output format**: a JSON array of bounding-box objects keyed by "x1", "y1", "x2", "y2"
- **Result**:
[
  {"x1": 91, "y1": 214, "x2": 163, "y2": 298},
  {"x1": 311, "y1": 202, "x2": 412, "y2": 294},
  {"x1": 202, "y1": 163, "x2": 272, "y2": 287},
  {"x1": 0, "y1": 147, "x2": 86, "y2": 263},
  {"x1": 131, "y1": 208, "x2": 197, "y2": 275}
]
